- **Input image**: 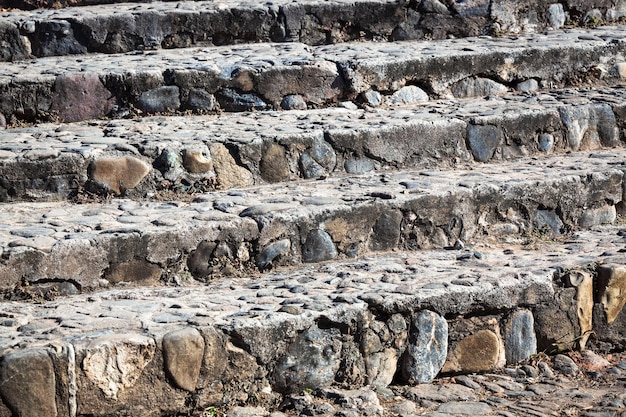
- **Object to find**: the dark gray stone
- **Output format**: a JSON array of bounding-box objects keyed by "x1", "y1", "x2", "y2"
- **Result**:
[
  {"x1": 138, "y1": 86, "x2": 181, "y2": 113},
  {"x1": 553, "y1": 354, "x2": 579, "y2": 375},
  {"x1": 402, "y1": 310, "x2": 448, "y2": 384},
  {"x1": 273, "y1": 325, "x2": 342, "y2": 393},
  {"x1": 370, "y1": 210, "x2": 403, "y2": 251},
  {"x1": 30, "y1": 20, "x2": 87, "y2": 57},
  {"x1": 300, "y1": 138, "x2": 337, "y2": 178},
  {"x1": 505, "y1": 310, "x2": 537, "y2": 364},
  {"x1": 51, "y1": 73, "x2": 116, "y2": 122},
  {"x1": 187, "y1": 88, "x2": 217, "y2": 111},
  {"x1": 302, "y1": 229, "x2": 337, "y2": 263},
  {"x1": 216, "y1": 88, "x2": 269, "y2": 112},
  {"x1": 467, "y1": 125, "x2": 502, "y2": 162},
  {"x1": 281, "y1": 95, "x2": 307, "y2": 110},
  {"x1": 257, "y1": 239, "x2": 291, "y2": 270}
]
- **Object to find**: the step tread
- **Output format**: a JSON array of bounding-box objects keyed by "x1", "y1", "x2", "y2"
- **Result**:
[
  {"x1": 2, "y1": 223, "x2": 623, "y2": 352},
  {"x1": 1, "y1": 26, "x2": 625, "y2": 124}
]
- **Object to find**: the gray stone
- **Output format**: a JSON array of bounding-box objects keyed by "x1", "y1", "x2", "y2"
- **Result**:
[
  {"x1": 257, "y1": 239, "x2": 291, "y2": 270},
  {"x1": 437, "y1": 401, "x2": 492, "y2": 415},
  {"x1": 273, "y1": 325, "x2": 342, "y2": 393},
  {"x1": 187, "y1": 88, "x2": 217, "y2": 111},
  {"x1": 0, "y1": 112, "x2": 5, "y2": 129},
  {"x1": 154, "y1": 148, "x2": 183, "y2": 181},
  {"x1": 402, "y1": 310, "x2": 448, "y2": 384},
  {"x1": 363, "y1": 90, "x2": 383, "y2": 107},
  {"x1": 0, "y1": 349, "x2": 57, "y2": 417},
  {"x1": 281, "y1": 95, "x2": 307, "y2": 110},
  {"x1": 138, "y1": 86, "x2": 181, "y2": 113},
  {"x1": 548, "y1": 4, "x2": 567, "y2": 29},
  {"x1": 583, "y1": 9, "x2": 604, "y2": 25},
  {"x1": 345, "y1": 157, "x2": 375, "y2": 174},
  {"x1": 467, "y1": 124, "x2": 502, "y2": 162},
  {"x1": 516, "y1": 79, "x2": 539, "y2": 92},
  {"x1": 505, "y1": 310, "x2": 537, "y2": 364},
  {"x1": 451, "y1": 77, "x2": 508, "y2": 98},
  {"x1": 226, "y1": 406, "x2": 269, "y2": 417},
  {"x1": 370, "y1": 210, "x2": 403, "y2": 251},
  {"x1": 580, "y1": 205, "x2": 616, "y2": 228},
  {"x1": 217, "y1": 88, "x2": 269, "y2": 112},
  {"x1": 391, "y1": 86, "x2": 429, "y2": 104},
  {"x1": 538, "y1": 361, "x2": 555, "y2": 378},
  {"x1": 300, "y1": 138, "x2": 337, "y2": 178},
  {"x1": 534, "y1": 210, "x2": 563, "y2": 235},
  {"x1": 420, "y1": 0, "x2": 450, "y2": 14},
  {"x1": 302, "y1": 229, "x2": 337, "y2": 263},
  {"x1": 451, "y1": 0, "x2": 489, "y2": 17},
  {"x1": 553, "y1": 354, "x2": 579, "y2": 375},
  {"x1": 538, "y1": 133, "x2": 555, "y2": 152},
  {"x1": 162, "y1": 328, "x2": 205, "y2": 392},
  {"x1": 559, "y1": 104, "x2": 619, "y2": 151}
]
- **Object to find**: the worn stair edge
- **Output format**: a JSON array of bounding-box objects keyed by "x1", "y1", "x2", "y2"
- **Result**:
[
  {"x1": 0, "y1": 0, "x2": 620, "y2": 60},
  {"x1": 1, "y1": 84, "x2": 625, "y2": 202},
  {"x1": 1, "y1": 224, "x2": 626, "y2": 416},
  {"x1": 1, "y1": 26, "x2": 626, "y2": 124},
  {"x1": 0, "y1": 150, "x2": 624, "y2": 295}
]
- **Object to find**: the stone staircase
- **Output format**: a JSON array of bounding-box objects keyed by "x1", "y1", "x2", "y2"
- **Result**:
[{"x1": 2, "y1": 0, "x2": 626, "y2": 416}]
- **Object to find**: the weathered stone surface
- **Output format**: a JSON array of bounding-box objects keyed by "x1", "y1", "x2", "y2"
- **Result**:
[
  {"x1": 302, "y1": 229, "x2": 337, "y2": 263},
  {"x1": 51, "y1": 73, "x2": 116, "y2": 122},
  {"x1": 183, "y1": 149, "x2": 213, "y2": 174},
  {"x1": 467, "y1": 124, "x2": 502, "y2": 162},
  {"x1": 597, "y1": 265, "x2": 626, "y2": 324},
  {"x1": 444, "y1": 329, "x2": 502, "y2": 373},
  {"x1": 390, "y1": 86, "x2": 429, "y2": 104},
  {"x1": 300, "y1": 138, "x2": 337, "y2": 179},
  {"x1": 104, "y1": 259, "x2": 161, "y2": 284},
  {"x1": 451, "y1": 77, "x2": 508, "y2": 98},
  {"x1": 186, "y1": 88, "x2": 216, "y2": 111},
  {"x1": 505, "y1": 310, "x2": 537, "y2": 364},
  {"x1": 553, "y1": 354, "x2": 579, "y2": 375},
  {"x1": 273, "y1": 325, "x2": 342, "y2": 393},
  {"x1": 209, "y1": 143, "x2": 254, "y2": 189},
  {"x1": 137, "y1": 86, "x2": 181, "y2": 113},
  {"x1": 88, "y1": 156, "x2": 151, "y2": 194},
  {"x1": 217, "y1": 89, "x2": 269, "y2": 112},
  {"x1": 81, "y1": 334, "x2": 156, "y2": 400},
  {"x1": 559, "y1": 104, "x2": 619, "y2": 151},
  {"x1": 579, "y1": 205, "x2": 616, "y2": 228},
  {"x1": 567, "y1": 270, "x2": 594, "y2": 350},
  {"x1": 438, "y1": 401, "x2": 492, "y2": 415},
  {"x1": 402, "y1": 310, "x2": 448, "y2": 384},
  {"x1": 163, "y1": 328, "x2": 205, "y2": 392},
  {"x1": 0, "y1": 349, "x2": 57, "y2": 417},
  {"x1": 257, "y1": 239, "x2": 292, "y2": 270},
  {"x1": 370, "y1": 210, "x2": 403, "y2": 251},
  {"x1": 281, "y1": 95, "x2": 307, "y2": 110},
  {"x1": 548, "y1": 3, "x2": 567, "y2": 29},
  {"x1": 260, "y1": 143, "x2": 290, "y2": 183}
]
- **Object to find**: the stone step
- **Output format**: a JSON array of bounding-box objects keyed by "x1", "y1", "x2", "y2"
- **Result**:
[
  {"x1": 1, "y1": 26, "x2": 626, "y2": 124},
  {"x1": 1, "y1": 83, "x2": 625, "y2": 202},
  {"x1": 0, "y1": 0, "x2": 619, "y2": 60},
  {"x1": 1, "y1": 223, "x2": 625, "y2": 416},
  {"x1": 1, "y1": 148, "x2": 624, "y2": 295}
]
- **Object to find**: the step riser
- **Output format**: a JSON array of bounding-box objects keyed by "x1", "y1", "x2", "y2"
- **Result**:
[
  {"x1": 0, "y1": 93, "x2": 622, "y2": 202},
  {"x1": 1, "y1": 27, "x2": 625, "y2": 124},
  {"x1": 1, "y1": 162, "x2": 622, "y2": 295},
  {"x1": 0, "y1": 0, "x2": 620, "y2": 61}
]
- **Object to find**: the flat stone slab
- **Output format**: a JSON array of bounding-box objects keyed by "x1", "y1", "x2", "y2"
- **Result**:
[
  {"x1": 1, "y1": 84, "x2": 626, "y2": 201},
  {"x1": 0, "y1": 149, "x2": 624, "y2": 294},
  {"x1": 0, "y1": 0, "x2": 620, "y2": 59},
  {"x1": 1, "y1": 26, "x2": 626, "y2": 123}
]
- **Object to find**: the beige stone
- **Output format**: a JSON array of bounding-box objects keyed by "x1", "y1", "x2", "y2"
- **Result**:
[
  {"x1": 567, "y1": 270, "x2": 594, "y2": 349},
  {"x1": 209, "y1": 143, "x2": 253, "y2": 189},
  {"x1": 183, "y1": 149, "x2": 213, "y2": 174},
  {"x1": 89, "y1": 156, "x2": 151, "y2": 194},
  {"x1": 598, "y1": 264, "x2": 626, "y2": 324},
  {"x1": 260, "y1": 143, "x2": 290, "y2": 183},
  {"x1": 616, "y1": 62, "x2": 626, "y2": 78},
  {"x1": 104, "y1": 260, "x2": 161, "y2": 284},
  {"x1": 443, "y1": 329, "x2": 502, "y2": 373},
  {"x1": 0, "y1": 349, "x2": 57, "y2": 417},
  {"x1": 163, "y1": 328, "x2": 205, "y2": 392},
  {"x1": 82, "y1": 334, "x2": 155, "y2": 399}
]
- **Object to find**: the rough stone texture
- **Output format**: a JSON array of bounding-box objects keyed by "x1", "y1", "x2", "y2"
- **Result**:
[
  {"x1": 51, "y1": 73, "x2": 116, "y2": 122},
  {"x1": 451, "y1": 77, "x2": 509, "y2": 98},
  {"x1": 104, "y1": 259, "x2": 161, "y2": 284},
  {"x1": 0, "y1": 349, "x2": 57, "y2": 417},
  {"x1": 568, "y1": 270, "x2": 595, "y2": 350},
  {"x1": 553, "y1": 354, "x2": 579, "y2": 375},
  {"x1": 302, "y1": 229, "x2": 338, "y2": 263},
  {"x1": 273, "y1": 325, "x2": 342, "y2": 393},
  {"x1": 402, "y1": 310, "x2": 448, "y2": 384},
  {"x1": 597, "y1": 265, "x2": 626, "y2": 324},
  {"x1": 443, "y1": 316, "x2": 505, "y2": 374},
  {"x1": 88, "y1": 156, "x2": 151, "y2": 195},
  {"x1": 505, "y1": 310, "x2": 537, "y2": 364},
  {"x1": 182, "y1": 149, "x2": 213, "y2": 174},
  {"x1": 162, "y1": 328, "x2": 205, "y2": 392},
  {"x1": 137, "y1": 86, "x2": 181, "y2": 113},
  {"x1": 79, "y1": 334, "x2": 156, "y2": 400},
  {"x1": 209, "y1": 143, "x2": 254, "y2": 188}
]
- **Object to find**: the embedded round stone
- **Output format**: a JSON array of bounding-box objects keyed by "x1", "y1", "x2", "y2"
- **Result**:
[
  {"x1": 505, "y1": 310, "x2": 537, "y2": 364},
  {"x1": 302, "y1": 229, "x2": 337, "y2": 263},
  {"x1": 163, "y1": 328, "x2": 205, "y2": 392}
]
